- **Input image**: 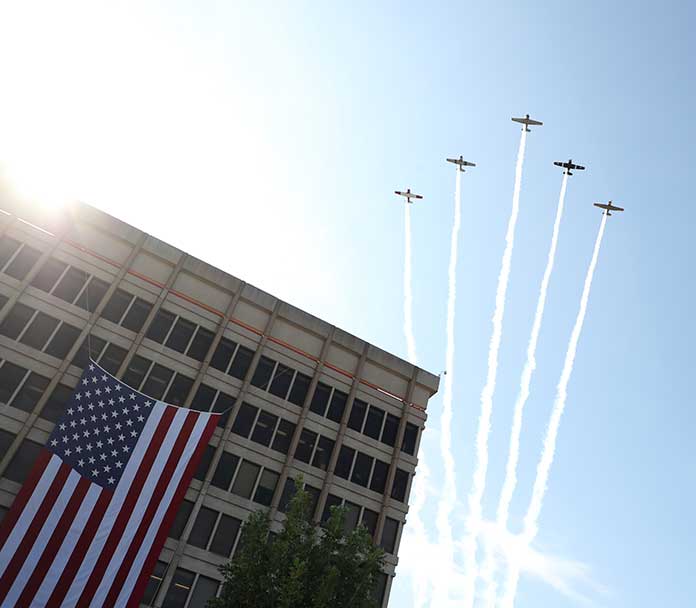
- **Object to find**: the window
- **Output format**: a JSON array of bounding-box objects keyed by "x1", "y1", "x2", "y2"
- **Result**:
[
  {"x1": 10, "y1": 372, "x2": 50, "y2": 413},
  {"x1": 99, "y1": 343, "x2": 127, "y2": 374},
  {"x1": 370, "y1": 459, "x2": 389, "y2": 494},
  {"x1": 72, "y1": 335, "x2": 107, "y2": 370},
  {"x1": 278, "y1": 478, "x2": 297, "y2": 513},
  {"x1": 0, "y1": 361, "x2": 27, "y2": 403},
  {"x1": 310, "y1": 382, "x2": 331, "y2": 416},
  {"x1": 141, "y1": 364, "x2": 173, "y2": 400},
  {"x1": 169, "y1": 499, "x2": 194, "y2": 540},
  {"x1": 0, "y1": 302, "x2": 34, "y2": 339},
  {"x1": 31, "y1": 257, "x2": 67, "y2": 292},
  {"x1": 20, "y1": 312, "x2": 59, "y2": 350},
  {"x1": 351, "y1": 452, "x2": 373, "y2": 487},
  {"x1": 361, "y1": 508, "x2": 378, "y2": 537},
  {"x1": 321, "y1": 494, "x2": 342, "y2": 524},
  {"x1": 363, "y1": 406, "x2": 385, "y2": 441},
  {"x1": 121, "y1": 355, "x2": 152, "y2": 389},
  {"x1": 165, "y1": 317, "x2": 196, "y2": 353},
  {"x1": 391, "y1": 468, "x2": 410, "y2": 502},
  {"x1": 288, "y1": 372, "x2": 311, "y2": 406},
  {"x1": 164, "y1": 373, "x2": 194, "y2": 406},
  {"x1": 253, "y1": 469, "x2": 279, "y2": 506},
  {"x1": 250, "y1": 355, "x2": 274, "y2": 390},
  {"x1": 53, "y1": 267, "x2": 88, "y2": 303},
  {"x1": 162, "y1": 567, "x2": 195, "y2": 608},
  {"x1": 343, "y1": 501, "x2": 361, "y2": 533},
  {"x1": 271, "y1": 419, "x2": 295, "y2": 454},
  {"x1": 191, "y1": 384, "x2": 216, "y2": 412},
  {"x1": 44, "y1": 322, "x2": 81, "y2": 359},
  {"x1": 326, "y1": 390, "x2": 348, "y2": 424},
  {"x1": 334, "y1": 446, "x2": 355, "y2": 479},
  {"x1": 209, "y1": 514, "x2": 241, "y2": 557},
  {"x1": 146, "y1": 308, "x2": 176, "y2": 343},
  {"x1": 74, "y1": 277, "x2": 109, "y2": 312},
  {"x1": 402, "y1": 423, "x2": 419, "y2": 455},
  {"x1": 229, "y1": 345, "x2": 253, "y2": 380},
  {"x1": 380, "y1": 517, "x2": 399, "y2": 553},
  {"x1": 187, "y1": 575, "x2": 220, "y2": 608},
  {"x1": 101, "y1": 288, "x2": 132, "y2": 324},
  {"x1": 269, "y1": 363, "x2": 293, "y2": 399},
  {"x1": 231, "y1": 460, "x2": 260, "y2": 499},
  {"x1": 231, "y1": 402, "x2": 258, "y2": 438},
  {"x1": 306, "y1": 485, "x2": 320, "y2": 517},
  {"x1": 347, "y1": 399, "x2": 367, "y2": 432},
  {"x1": 381, "y1": 413, "x2": 400, "y2": 447},
  {"x1": 194, "y1": 445, "x2": 215, "y2": 481},
  {"x1": 210, "y1": 452, "x2": 239, "y2": 490},
  {"x1": 187, "y1": 327, "x2": 215, "y2": 361},
  {"x1": 4, "y1": 439, "x2": 42, "y2": 484},
  {"x1": 42, "y1": 383, "x2": 73, "y2": 423},
  {"x1": 121, "y1": 297, "x2": 152, "y2": 333},
  {"x1": 0, "y1": 237, "x2": 21, "y2": 270},
  {"x1": 210, "y1": 337, "x2": 236, "y2": 372},
  {"x1": 311, "y1": 436, "x2": 334, "y2": 471},
  {"x1": 0, "y1": 429, "x2": 15, "y2": 457},
  {"x1": 294, "y1": 428, "x2": 317, "y2": 463},
  {"x1": 212, "y1": 391, "x2": 234, "y2": 428},
  {"x1": 142, "y1": 560, "x2": 168, "y2": 606},
  {"x1": 4, "y1": 244, "x2": 41, "y2": 280},
  {"x1": 188, "y1": 506, "x2": 218, "y2": 549},
  {"x1": 250, "y1": 411, "x2": 278, "y2": 447},
  {"x1": 372, "y1": 572, "x2": 388, "y2": 606}
]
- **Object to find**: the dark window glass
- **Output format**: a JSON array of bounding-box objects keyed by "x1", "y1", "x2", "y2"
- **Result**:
[
  {"x1": 391, "y1": 468, "x2": 409, "y2": 502},
  {"x1": 187, "y1": 574, "x2": 220, "y2": 608},
  {"x1": 231, "y1": 460, "x2": 260, "y2": 499},
  {"x1": 4, "y1": 244, "x2": 41, "y2": 280},
  {"x1": 306, "y1": 485, "x2": 320, "y2": 518},
  {"x1": 141, "y1": 364, "x2": 173, "y2": 400},
  {"x1": 0, "y1": 302, "x2": 34, "y2": 340},
  {"x1": 190, "y1": 384, "x2": 216, "y2": 412},
  {"x1": 268, "y1": 364, "x2": 293, "y2": 399},
  {"x1": 229, "y1": 345, "x2": 253, "y2": 380},
  {"x1": 169, "y1": 499, "x2": 194, "y2": 540},
  {"x1": 0, "y1": 361, "x2": 27, "y2": 403},
  {"x1": 309, "y1": 382, "x2": 330, "y2": 416},
  {"x1": 10, "y1": 372, "x2": 50, "y2": 412},
  {"x1": 209, "y1": 514, "x2": 241, "y2": 557},
  {"x1": 347, "y1": 398, "x2": 367, "y2": 432},
  {"x1": 4, "y1": 439, "x2": 42, "y2": 483},
  {"x1": 381, "y1": 413, "x2": 400, "y2": 447},
  {"x1": 311, "y1": 436, "x2": 334, "y2": 471},
  {"x1": 72, "y1": 335, "x2": 107, "y2": 370},
  {"x1": 380, "y1": 517, "x2": 400, "y2": 554},
  {"x1": 188, "y1": 506, "x2": 218, "y2": 549},
  {"x1": 165, "y1": 317, "x2": 196, "y2": 353},
  {"x1": 334, "y1": 445, "x2": 355, "y2": 479},
  {"x1": 74, "y1": 277, "x2": 110, "y2": 312},
  {"x1": 212, "y1": 392, "x2": 234, "y2": 428},
  {"x1": 0, "y1": 294, "x2": 6, "y2": 309},
  {"x1": 250, "y1": 411, "x2": 278, "y2": 447},
  {"x1": 162, "y1": 567, "x2": 195, "y2": 608},
  {"x1": 20, "y1": 311, "x2": 59, "y2": 350},
  {"x1": 121, "y1": 355, "x2": 151, "y2": 390},
  {"x1": 361, "y1": 508, "x2": 378, "y2": 537},
  {"x1": 142, "y1": 561, "x2": 168, "y2": 606},
  {"x1": 288, "y1": 372, "x2": 311, "y2": 406},
  {"x1": 100, "y1": 288, "x2": 132, "y2": 324},
  {"x1": 43, "y1": 383, "x2": 73, "y2": 422},
  {"x1": 231, "y1": 402, "x2": 257, "y2": 439},
  {"x1": 372, "y1": 573, "x2": 388, "y2": 606},
  {"x1": 194, "y1": 445, "x2": 215, "y2": 481},
  {"x1": 278, "y1": 478, "x2": 297, "y2": 513},
  {"x1": 250, "y1": 355, "x2": 274, "y2": 390},
  {"x1": 321, "y1": 494, "x2": 342, "y2": 524},
  {"x1": 0, "y1": 237, "x2": 21, "y2": 270},
  {"x1": 210, "y1": 337, "x2": 236, "y2": 372},
  {"x1": 326, "y1": 390, "x2": 348, "y2": 424},
  {"x1": 364, "y1": 406, "x2": 385, "y2": 441},
  {"x1": 0, "y1": 429, "x2": 15, "y2": 457},
  {"x1": 146, "y1": 308, "x2": 176, "y2": 343},
  {"x1": 165, "y1": 373, "x2": 194, "y2": 406},
  {"x1": 121, "y1": 297, "x2": 152, "y2": 333},
  {"x1": 187, "y1": 327, "x2": 215, "y2": 362},
  {"x1": 294, "y1": 428, "x2": 317, "y2": 464},
  {"x1": 271, "y1": 419, "x2": 295, "y2": 454},
  {"x1": 0, "y1": 505, "x2": 7, "y2": 525},
  {"x1": 53, "y1": 267, "x2": 88, "y2": 303},
  {"x1": 351, "y1": 452, "x2": 373, "y2": 487},
  {"x1": 31, "y1": 257, "x2": 67, "y2": 292},
  {"x1": 98, "y1": 343, "x2": 127, "y2": 374},
  {"x1": 343, "y1": 501, "x2": 361, "y2": 533},
  {"x1": 370, "y1": 459, "x2": 389, "y2": 494},
  {"x1": 44, "y1": 322, "x2": 80, "y2": 359},
  {"x1": 253, "y1": 469, "x2": 279, "y2": 506},
  {"x1": 402, "y1": 422, "x2": 419, "y2": 455},
  {"x1": 211, "y1": 452, "x2": 239, "y2": 490}
]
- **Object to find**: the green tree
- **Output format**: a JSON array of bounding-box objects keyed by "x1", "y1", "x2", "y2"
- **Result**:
[{"x1": 209, "y1": 482, "x2": 385, "y2": 608}]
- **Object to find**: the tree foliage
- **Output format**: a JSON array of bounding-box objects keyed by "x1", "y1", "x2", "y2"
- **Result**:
[{"x1": 209, "y1": 482, "x2": 385, "y2": 608}]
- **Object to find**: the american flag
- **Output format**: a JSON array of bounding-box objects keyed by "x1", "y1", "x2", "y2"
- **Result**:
[{"x1": 0, "y1": 360, "x2": 219, "y2": 607}]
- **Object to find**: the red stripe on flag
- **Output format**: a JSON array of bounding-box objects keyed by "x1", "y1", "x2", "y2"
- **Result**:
[
  {"x1": 0, "y1": 449, "x2": 52, "y2": 549},
  {"x1": 127, "y1": 413, "x2": 220, "y2": 608},
  {"x1": 0, "y1": 461, "x2": 71, "y2": 604},
  {"x1": 76, "y1": 406, "x2": 176, "y2": 607},
  {"x1": 103, "y1": 410, "x2": 200, "y2": 606},
  {"x1": 15, "y1": 475, "x2": 91, "y2": 607}
]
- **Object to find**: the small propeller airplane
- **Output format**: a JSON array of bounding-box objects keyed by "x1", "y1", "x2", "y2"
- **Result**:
[
  {"x1": 511, "y1": 114, "x2": 543, "y2": 131},
  {"x1": 394, "y1": 189, "x2": 423, "y2": 204},
  {"x1": 593, "y1": 201, "x2": 624, "y2": 216},
  {"x1": 446, "y1": 156, "x2": 476, "y2": 172},
  {"x1": 554, "y1": 159, "x2": 586, "y2": 176}
]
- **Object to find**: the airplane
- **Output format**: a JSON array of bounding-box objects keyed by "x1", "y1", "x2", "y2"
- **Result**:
[
  {"x1": 446, "y1": 156, "x2": 476, "y2": 172},
  {"x1": 554, "y1": 159, "x2": 586, "y2": 176},
  {"x1": 593, "y1": 201, "x2": 624, "y2": 216},
  {"x1": 511, "y1": 114, "x2": 543, "y2": 131},
  {"x1": 394, "y1": 189, "x2": 424, "y2": 204}
]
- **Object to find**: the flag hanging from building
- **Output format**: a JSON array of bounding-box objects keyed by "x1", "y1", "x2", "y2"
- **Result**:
[{"x1": 0, "y1": 360, "x2": 219, "y2": 607}]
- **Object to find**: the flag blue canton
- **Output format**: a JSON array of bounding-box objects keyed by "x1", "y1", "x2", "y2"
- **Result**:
[{"x1": 46, "y1": 362, "x2": 156, "y2": 489}]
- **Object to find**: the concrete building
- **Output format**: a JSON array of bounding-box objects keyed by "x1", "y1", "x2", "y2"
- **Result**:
[{"x1": 0, "y1": 199, "x2": 439, "y2": 607}]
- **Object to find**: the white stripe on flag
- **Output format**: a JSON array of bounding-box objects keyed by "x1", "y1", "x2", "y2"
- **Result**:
[
  {"x1": 90, "y1": 405, "x2": 189, "y2": 606},
  {"x1": 2, "y1": 469, "x2": 81, "y2": 607},
  {"x1": 62, "y1": 403, "x2": 168, "y2": 607},
  {"x1": 0, "y1": 455, "x2": 62, "y2": 579},
  {"x1": 116, "y1": 414, "x2": 211, "y2": 605}
]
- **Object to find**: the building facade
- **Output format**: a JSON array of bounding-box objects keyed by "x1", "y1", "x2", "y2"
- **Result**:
[{"x1": 0, "y1": 200, "x2": 439, "y2": 607}]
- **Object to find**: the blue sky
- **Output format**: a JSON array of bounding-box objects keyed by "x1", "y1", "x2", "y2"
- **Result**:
[{"x1": 0, "y1": 1, "x2": 693, "y2": 606}]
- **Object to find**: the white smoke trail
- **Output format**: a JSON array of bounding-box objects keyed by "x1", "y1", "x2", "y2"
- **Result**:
[
  {"x1": 404, "y1": 202, "x2": 418, "y2": 365},
  {"x1": 431, "y1": 168, "x2": 463, "y2": 607},
  {"x1": 501, "y1": 212, "x2": 608, "y2": 608},
  {"x1": 461, "y1": 129, "x2": 528, "y2": 608},
  {"x1": 479, "y1": 172, "x2": 570, "y2": 605}
]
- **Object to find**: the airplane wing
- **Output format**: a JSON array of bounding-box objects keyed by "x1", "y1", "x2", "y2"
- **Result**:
[
  {"x1": 610, "y1": 204, "x2": 624, "y2": 211},
  {"x1": 528, "y1": 118, "x2": 543, "y2": 126},
  {"x1": 594, "y1": 203, "x2": 609, "y2": 209},
  {"x1": 446, "y1": 158, "x2": 456, "y2": 163},
  {"x1": 413, "y1": 194, "x2": 423, "y2": 199},
  {"x1": 573, "y1": 164, "x2": 586, "y2": 170}
]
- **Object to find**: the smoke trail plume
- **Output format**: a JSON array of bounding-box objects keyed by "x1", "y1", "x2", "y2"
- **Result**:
[
  {"x1": 501, "y1": 213, "x2": 608, "y2": 608},
  {"x1": 479, "y1": 172, "x2": 570, "y2": 605},
  {"x1": 461, "y1": 129, "x2": 528, "y2": 608},
  {"x1": 404, "y1": 202, "x2": 418, "y2": 365}
]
